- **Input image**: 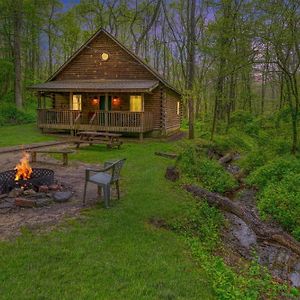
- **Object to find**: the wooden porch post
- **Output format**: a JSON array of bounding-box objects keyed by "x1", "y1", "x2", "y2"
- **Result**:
[
  {"x1": 139, "y1": 132, "x2": 144, "y2": 141},
  {"x1": 104, "y1": 93, "x2": 108, "y2": 130},
  {"x1": 37, "y1": 92, "x2": 41, "y2": 130},
  {"x1": 69, "y1": 92, "x2": 73, "y2": 110},
  {"x1": 37, "y1": 92, "x2": 41, "y2": 109},
  {"x1": 51, "y1": 93, "x2": 55, "y2": 108},
  {"x1": 69, "y1": 92, "x2": 74, "y2": 136},
  {"x1": 43, "y1": 94, "x2": 46, "y2": 109},
  {"x1": 140, "y1": 93, "x2": 144, "y2": 141}
]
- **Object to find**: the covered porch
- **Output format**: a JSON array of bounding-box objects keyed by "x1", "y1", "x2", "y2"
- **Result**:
[
  {"x1": 32, "y1": 80, "x2": 158, "y2": 136},
  {"x1": 37, "y1": 109, "x2": 153, "y2": 133}
]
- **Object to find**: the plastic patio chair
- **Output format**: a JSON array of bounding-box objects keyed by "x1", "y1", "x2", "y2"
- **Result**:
[{"x1": 83, "y1": 159, "x2": 126, "y2": 208}]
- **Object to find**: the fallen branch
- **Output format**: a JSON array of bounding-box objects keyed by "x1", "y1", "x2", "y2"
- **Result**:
[
  {"x1": 155, "y1": 152, "x2": 178, "y2": 159},
  {"x1": 184, "y1": 184, "x2": 300, "y2": 256}
]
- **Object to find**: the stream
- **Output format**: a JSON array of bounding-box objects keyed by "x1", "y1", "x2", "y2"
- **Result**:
[{"x1": 223, "y1": 157, "x2": 300, "y2": 287}]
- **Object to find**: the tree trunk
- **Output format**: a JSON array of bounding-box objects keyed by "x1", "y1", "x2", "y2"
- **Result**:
[
  {"x1": 187, "y1": 0, "x2": 196, "y2": 139},
  {"x1": 13, "y1": 0, "x2": 23, "y2": 109},
  {"x1": 285, "y1": 75, "x2": 298, "y2": 154},
  {"x1": 261, "y1": 69, "x2": 266, "y2": 115},
  {"x1": 211, "y1": 62, "x2": 224, "y2": 140}
]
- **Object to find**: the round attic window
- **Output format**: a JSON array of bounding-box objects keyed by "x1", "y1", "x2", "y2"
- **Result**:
[{"x1": 100, "y1": 52, "x2": 109, "y2": 61}]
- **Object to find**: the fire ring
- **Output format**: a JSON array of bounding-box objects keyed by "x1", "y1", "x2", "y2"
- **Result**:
[{"x1": 0, "y1": 168, "x2": 54, "y2": 194}]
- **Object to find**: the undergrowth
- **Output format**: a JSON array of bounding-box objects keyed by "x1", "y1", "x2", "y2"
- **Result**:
[
  {"x1": 246, "y1": 158, "x2": 300, "y2": 240},
  {"x1": 177, "y1": 112, "x2": 300, "y2": 298},
  {"x1": 168, "y1": 199, "x2": 296, "y2": 299},
  {"x1": 177, "y1": 143, "x2": 238, "y2": 193},
  {"x1": 0, "y1": 93, "x2": 36, "y2": 126}
]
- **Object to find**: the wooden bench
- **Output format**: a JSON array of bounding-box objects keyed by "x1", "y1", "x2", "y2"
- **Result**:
[{"x1": 28, "y1": 149, "x2": 75, "y2": 166}]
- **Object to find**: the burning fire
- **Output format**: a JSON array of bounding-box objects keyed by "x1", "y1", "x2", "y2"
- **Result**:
[{"x1": 15, "y1": 152, "x2": 32, "y2": 181}]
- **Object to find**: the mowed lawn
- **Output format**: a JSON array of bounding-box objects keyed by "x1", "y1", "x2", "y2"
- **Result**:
[
  {"x1": 0, "y1": 125, "x2": 215, "y2": 299},
  {"x1": 0, "y1": 123, "x2": 54, "y2": 147}
]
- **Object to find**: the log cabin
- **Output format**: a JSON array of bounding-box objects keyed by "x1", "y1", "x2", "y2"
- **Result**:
[{"x1": 30, "y1": 28, "x2": 182, "y2": 139}]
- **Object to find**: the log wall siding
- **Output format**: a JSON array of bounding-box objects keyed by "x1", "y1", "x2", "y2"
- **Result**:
[
  {"x1": 165, "y1": 88, "x2": 181, "y2": 133},
  {"x1": 144, "y1": 86, "x2": 163, "y2": 131},
  {"x1": 54, "y1": 93, "x2": 69, "y2": 109},
  {"x1": 54, "y1": 32, "x2": 156, "y2": 81}
]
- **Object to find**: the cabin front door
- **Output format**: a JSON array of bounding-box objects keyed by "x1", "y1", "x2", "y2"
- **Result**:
[{"x1": 99, "y1": 95, "x2": 112, "y2": 111}]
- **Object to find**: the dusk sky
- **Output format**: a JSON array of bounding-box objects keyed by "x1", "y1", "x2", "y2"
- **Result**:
[{"x1": 62, "y1": 0, "x2": 80, "y2": 9}]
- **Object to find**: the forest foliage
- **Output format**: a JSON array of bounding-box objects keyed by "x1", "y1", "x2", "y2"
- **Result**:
[{"x1": 0, "y1": 0, "x2": 299, "y2": 152}]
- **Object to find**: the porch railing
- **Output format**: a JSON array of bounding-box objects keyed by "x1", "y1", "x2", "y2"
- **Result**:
[{"x1": 37, "y1": 109, "x2": 154, "y2": 132}]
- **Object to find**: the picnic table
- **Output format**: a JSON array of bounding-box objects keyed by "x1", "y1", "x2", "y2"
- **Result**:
[{"x1": 75, "y1": 131, "x2": 123, "y2": 149}]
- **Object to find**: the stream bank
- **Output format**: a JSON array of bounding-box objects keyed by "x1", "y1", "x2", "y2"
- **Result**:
[{"x1": 216, "y1": 153, "x2": 300, "y2": 287}]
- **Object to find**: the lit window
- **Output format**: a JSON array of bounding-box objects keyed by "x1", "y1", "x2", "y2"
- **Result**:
[
  {"x1": 176, "y1": 101, "x2": 180, "y2": 115},
  {"x1": 72, "y1": 94, "x2": 82, "y2": 110},
  {"x1": 130, "y1": 95, "x2": 142, "y2": 112}
]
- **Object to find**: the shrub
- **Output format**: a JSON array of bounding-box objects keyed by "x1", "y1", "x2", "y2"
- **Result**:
[
  {"x1": 170, "y1": 201, "x2": 223, "y2": 251},
  {"x1": 187, "y1": 238, "x2": 292, "y2": 299},
  {"x1": 230, "y1": 110, "x2": 255, "y2": 127},
  {"x1": 238, "y1": 149, "x2": 268, "y2": 173},
  {"x1": 244, "y1": 121, "x2": 260, "y2": 137},
  {"x1": 0, "y1": 102, "x2": 35, "y2": 126},
  {"x1": 257, "y1": 174, "x2": 300, "y2": 239},
  {"x1": 196, "y1": 158, "x2": 238, "y2": 193},
  {"x1": 246, "y1": 158, "x2": 300, "y2": 189},
  {"x1": 178, "y1": 144, "x2": 238, "y2": 193},
  {"x1": 269, "y1": 137, "x2": 292, "y2": 156}
]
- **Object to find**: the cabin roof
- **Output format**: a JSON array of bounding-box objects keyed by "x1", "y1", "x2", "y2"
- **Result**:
[
  {"x1": 43, "y1": 28, "x2": 181, "y2": 96},
  {"x1": 30, "y1": 79, "x2": 160, "y2": 93}
]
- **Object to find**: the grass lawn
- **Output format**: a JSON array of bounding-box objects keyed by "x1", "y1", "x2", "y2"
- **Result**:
[
  {"x1": 0, "y1": 124, "x2": 54, "y2": 147},
  {"x1": 0, "y1": 125, "x2": 215, "y2": 299}
]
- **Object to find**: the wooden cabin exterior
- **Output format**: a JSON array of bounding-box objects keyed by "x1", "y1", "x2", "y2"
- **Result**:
[{"x1": 31, "y1": 29, "x2": 182, "y2": 138}]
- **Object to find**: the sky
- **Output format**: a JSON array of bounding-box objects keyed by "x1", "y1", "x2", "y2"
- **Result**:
[{"x1": 62, "y1": 0, "x2": 80, "y2": 10}]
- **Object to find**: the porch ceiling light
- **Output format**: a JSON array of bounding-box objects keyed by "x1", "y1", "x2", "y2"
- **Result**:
[
  {"x1": 112, "y1": 96, "x2": 121, "y2": 106},
  {"x1": 91, "y1": 96, "x2": 99, "y2": 105}
]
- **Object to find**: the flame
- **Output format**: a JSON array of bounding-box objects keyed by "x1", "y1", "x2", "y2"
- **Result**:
[{"x1": 15, "y1": 152, "x2": 32, "y2": 181}]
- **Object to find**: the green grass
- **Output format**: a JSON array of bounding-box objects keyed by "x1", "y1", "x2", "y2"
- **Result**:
[
  {"x1": 0, "y1": 138, "x2": 215, "y2": 299},
  {"x1": 0, "y1": 124, "x2": 54, "y2": 147}
]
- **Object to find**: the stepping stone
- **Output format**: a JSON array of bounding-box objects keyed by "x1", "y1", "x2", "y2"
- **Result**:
[{"x1": 53, "y1": 191, "x2": 72, "y2": 203}]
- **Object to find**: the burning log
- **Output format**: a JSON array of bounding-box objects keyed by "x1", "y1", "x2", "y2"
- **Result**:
[{"x1": 15, "y1": 152, "x2": 32, "y2": 181}]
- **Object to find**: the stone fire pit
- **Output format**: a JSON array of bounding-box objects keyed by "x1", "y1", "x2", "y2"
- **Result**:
[
  {"x1": 0, "y1": 167, "x2": 73, "y2": 209},
  {"x1": 0, "y1": 149, "x2": 102, "y2": 240},
  {"x1": 0, "y1": 168, "x2": 54, "y2": 194}
]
